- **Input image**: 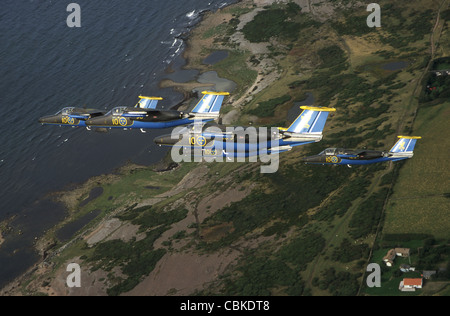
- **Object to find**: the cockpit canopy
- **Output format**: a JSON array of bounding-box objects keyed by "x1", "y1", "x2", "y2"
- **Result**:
[
  {"x1": 55, "y1": 107, "x2": 76, "y2": 116},
  {"x1": 320, "y1": 148, "x2": 337, "y2": 155},
  {"x1": 319, "y1": 148, "x2": 347, "y2": 155},
  {"x1": 106, "y1": 107, "x2": 128, "y2": 116}
]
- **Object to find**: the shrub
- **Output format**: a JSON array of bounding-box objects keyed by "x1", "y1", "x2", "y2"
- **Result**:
[
  {"x1": 246, "y1": 95, "x2": 291, "y2": 117},
  {"x1": 242, "y1": 7, "x2": 301, "y2": 42}
]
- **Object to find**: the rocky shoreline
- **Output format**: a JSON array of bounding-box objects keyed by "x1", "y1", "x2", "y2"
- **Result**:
[
  {"x1": 1, "y1": 0, "x2": 337, "y2": 296},
  {"x1": 0, "y1": 1, "x2": 250, "y2": 295}
]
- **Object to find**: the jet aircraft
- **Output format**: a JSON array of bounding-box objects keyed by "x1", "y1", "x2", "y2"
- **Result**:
[
  {"x1": 154, "y1": 106, "x2": 336, "y2": 158},
  {"x1": 84, "y1": 91, "x2": 229, "y2": 130},
  {"x1": 37, "y1": 95, "x2": 162, "y2": 128},
  {"x1": 302, "y1": 136, "x2": 421, "y2": 166},
  {"x1": 38, "y1": 107, "x2": 106, "y2": 128}
]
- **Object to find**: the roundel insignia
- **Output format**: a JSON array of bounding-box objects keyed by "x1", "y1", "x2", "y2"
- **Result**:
[
  {"x1": 331, "y1": 156, "x2": 339, "y2": 163},
  {"x1": 68, "y1": 117, "x2": 75, "y2": 125},
  {"x1": 197, "y1": 136, "x2": 207, "y2": 147},
  {"x1": 119, "y1": 117, "x2": 128, "y2": 126}
]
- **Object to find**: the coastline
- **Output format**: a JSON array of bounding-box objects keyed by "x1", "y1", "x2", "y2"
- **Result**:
[
  {"x1": 2, "y1": 0, "x2": 447, "y2": 297},
  {"x1": 1, "y1": 0, "x2": 326, "y2": 295},
  {"x1": 0, "y1": 0, "x2": 249, "y2": 295},
  {"x1": 1, "y1": 0, "x2": 379, "y2": 296}
]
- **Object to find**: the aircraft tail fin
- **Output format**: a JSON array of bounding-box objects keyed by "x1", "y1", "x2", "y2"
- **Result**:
[
  {"x1": 286, "y1": 106, "x2": 336, "y2": 134},
  {"x1": 137, "y1": 96, "x2": 163, "y2": 109},
  {"x1": 389, "y1": 136, "x2": 421, "y2": 153},
  {"x1": 191, "y1": 91, "x2": 229, "y2": 115}
]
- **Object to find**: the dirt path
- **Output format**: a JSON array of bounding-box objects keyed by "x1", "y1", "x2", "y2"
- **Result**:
[{"x1": 398, "y1": 0, "x2": 448, "y2": 135}]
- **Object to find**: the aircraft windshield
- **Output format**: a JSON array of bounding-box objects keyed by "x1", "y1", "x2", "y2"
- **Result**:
[
  {"x1": 320, "y1": 148, "x2": 336, "y2": 155},
  {"x1": 112, "y1": 107, "x2": 127, "y2": 116},
  {"x1": 62, "y1": 107, "x2": 75, "y2": 115}
]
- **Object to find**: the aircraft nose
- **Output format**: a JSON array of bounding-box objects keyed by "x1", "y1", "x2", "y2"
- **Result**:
[
  {"x1": 154, "y1": 134, "x2": 183, "y2": 146},
  {"x1": 86, "y1": 116, "x2": 104, "y2": 126},
  {"x1": 38, "y1": 115, "x2": 56, "y2": 124}
]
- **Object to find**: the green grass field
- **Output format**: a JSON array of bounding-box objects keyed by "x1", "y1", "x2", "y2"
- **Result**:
[{"x1": 383, "y1": 102, "x2": 450, "y2": 239}]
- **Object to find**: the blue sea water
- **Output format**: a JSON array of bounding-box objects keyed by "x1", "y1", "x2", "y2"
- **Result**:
[{"x1": 0, "y1": 0, "x2": 236, "y2": 289}]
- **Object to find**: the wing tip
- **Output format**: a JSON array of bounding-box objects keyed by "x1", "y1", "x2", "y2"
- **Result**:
[
  {"x1": 300, "y1": 106, "x2": 336, "y2": 112},
  {"x1": 397, "y1": 135, "x2": 422, "y2": 139},
  {"x1": 201, "y1": 91, "x2": 230, "y2": 96},
  {"x1": 139, "y1": 96, "x2": 164, "y2": 100}
]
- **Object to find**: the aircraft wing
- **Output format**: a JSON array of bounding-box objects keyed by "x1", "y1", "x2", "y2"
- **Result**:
[
  {"x1": 121, "y1": 107, "x2": 159, "y2": 118},
  {"x1": 69, "y1": 113, "x2": 91, "y2": 120},
  {"x1": 268, "y1": 145, "x2": 292, "y2": 153},
  {"x1": 122, "y1": 108, "x2": 184, "y2": 122},
  {"x1": 68, "y1": 109, "x2": 105, "y2": 120},
  {"x1": 353, "y1": 150, "x2": 384, "y2": 159}
]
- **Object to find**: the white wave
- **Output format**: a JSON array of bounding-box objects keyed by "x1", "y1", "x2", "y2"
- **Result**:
[
  {"x1": 57, "y1": 138, "x2": 69, "y2": 148},
  {"x1": 174, "y1": 43, "x2": 183, "y2": 55},
  {"x1": 186, "y1": 10, "x2": 196, "y2": 19}
]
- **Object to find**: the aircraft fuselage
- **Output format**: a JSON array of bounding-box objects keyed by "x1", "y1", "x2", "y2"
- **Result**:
[
  {"x1": 84, "y1": 108, "x2": 214, "y2": 129},
  {"x1": 39, "y1": 107, "x2": 105, "y2": 127},
  {"x1": 154, "y1": 123, "x2": 321, "y2": 158},
  {"x1": 302, "y1": 148, "x2": 409, "y2": 165}
]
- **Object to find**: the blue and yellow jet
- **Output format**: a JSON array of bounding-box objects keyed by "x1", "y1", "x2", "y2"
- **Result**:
[
  {"x1": 85, "y1": 91, "x2": 229, "y2": 130},
  {"x1": 302, "y1": 136, "x2": 421, "y2": 166},
  {"x1": 38, "y1": 107, "x2": 106, "y2": 128},
  {"x1": 154, "y1": 106, "x2": 336, "y2": 158},
  {"x1": 38, "y1": 95, "x2": 164, "y2": 128}
]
